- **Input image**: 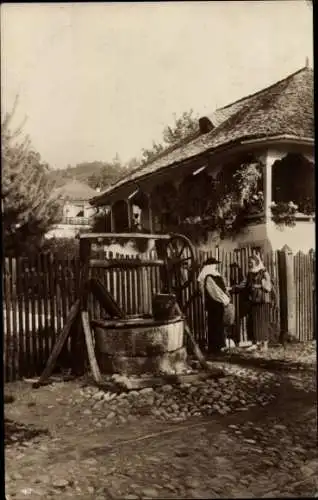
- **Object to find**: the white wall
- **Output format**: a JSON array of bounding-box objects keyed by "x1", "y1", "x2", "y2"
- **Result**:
[
  {"x1": 197, "y1": 223, "x2": 269, "y2": 253},
  {"x1": 84, "y1": 203, "x2": 96, "y2": 218},
  {"x1": 196, "y1": 220, "x2": 315, "y2": 253},
  {"x1": 63, "y1": 202, "x2": 85, "y2": 218},
  {"x1": 45, "y1": 223, "x2": 92, "y2": 239},
  {"x1": 266, "y1": 220, "x2": 315, "y2": 253}
]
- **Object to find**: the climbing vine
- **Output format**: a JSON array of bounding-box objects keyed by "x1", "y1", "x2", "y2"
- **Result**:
[
  {"x1": 150, "y1": 157, "x2": 265, "y2": 242},
  {"x1": 270, "y1": 201, "x2": 298, "y2": 227}
]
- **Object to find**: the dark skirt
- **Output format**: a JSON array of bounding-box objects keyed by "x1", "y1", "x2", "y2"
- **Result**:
[
  {"x1": 249, "y1": 303, "x2": 271, "y2": 342},
  {"x1": 206, "y1": 302, "x2": 226, "y2": 352}
]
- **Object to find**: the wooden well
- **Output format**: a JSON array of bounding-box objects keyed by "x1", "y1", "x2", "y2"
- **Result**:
[{"x1": 92, "y1": 316, "x2": 187, "y2": 376}]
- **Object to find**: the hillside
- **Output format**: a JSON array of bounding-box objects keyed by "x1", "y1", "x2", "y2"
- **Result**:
[{"x1": 48, "y1": 159, "x2": 139, "y2": 190}]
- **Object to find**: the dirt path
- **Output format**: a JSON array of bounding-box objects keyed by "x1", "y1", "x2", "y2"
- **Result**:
[{"x1": 5, "y1": 362, "x2": 317, "y2": 499}]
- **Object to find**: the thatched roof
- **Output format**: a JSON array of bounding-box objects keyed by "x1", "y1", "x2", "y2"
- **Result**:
[
  {"x1": 54, "y1": 180, "x2": 97, "y2": 202},
  {"x1": 91, "y1": 66, "x2": 313, "y2": 205}
]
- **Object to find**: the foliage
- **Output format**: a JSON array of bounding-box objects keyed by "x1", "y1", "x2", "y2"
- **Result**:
[
  {"x1": 162, "y1": 110, "x2": 198, "y2": 145},
  {"x1": 39, "y1": 237, "x2": 80, "y2": 259},
  {"x1": 48, "y1": 155, "x2": 139, "y2": 191},
  {"x1": 2, "y1": 100, "x2": 63, "y2": 255},
  {"x1": 141, "y1": 109, "x2": 198, "y2": 165},
  {"x1": 270, "y1": 201, "x2": 298, "y2": 227},
  {"x1": 150, "y1": 157, "x2": 264, "y2": 242}
]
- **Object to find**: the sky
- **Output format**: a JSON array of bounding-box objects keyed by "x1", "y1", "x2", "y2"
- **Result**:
[{"x1": 1, "y1": 1, "x2": 313, "y2": 170}]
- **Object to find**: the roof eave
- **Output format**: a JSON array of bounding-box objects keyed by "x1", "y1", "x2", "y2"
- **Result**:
[{"x1": 90, "y1": 134, "x2": 314, "y2": 206}]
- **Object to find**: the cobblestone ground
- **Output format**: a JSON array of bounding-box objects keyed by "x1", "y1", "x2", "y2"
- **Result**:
[{"x1": 5, "y1": 343, "x2": 317, "y2": 499}]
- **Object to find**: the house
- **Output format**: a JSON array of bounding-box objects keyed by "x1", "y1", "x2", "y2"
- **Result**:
[
  {"x1": 90, "y1": 66, "x2": 314, "y2": 253},
  {"x1": 46, "y1": 180, "x2": 98, "y2": 239}
]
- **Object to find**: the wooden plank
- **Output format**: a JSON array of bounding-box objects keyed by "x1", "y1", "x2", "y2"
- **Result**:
[
  {"x1": 305, "y1": 253, "x2": 312, "y2": 340},
  {"x1": 295, "y1": 253, "x2": 300, "y2": 340},
  {"x1": 88, "y1": 278, "x2": 125, "y2": 318},
  {"x1": 33, "y1": 299, "x2": 80, "y2": 387},
  {"x1": 303, "y1": 254, "x2": 308, "y2": 340},
  {"x1": 16, "y1": 257, "x2": 25, "y2": 379},
  {"x1": 28, "y1": 255, "x2": 38, "y2": 370},
  {"x1": 89, "y1": 258, "x2": 165, "y2": 269},
  {"x1": 60, "y1": 258, "x2": 68, "y2": 327},
  {"x1": 41, "y1": 254, "x2": 50, "y2": 363},
  {"x1": 4, "y1": 258, "x2": 12, "y2": 381},
  {"x1": 136, "y1": 266, "x2": 143, "y2": 315},
  {"x1": 35, "y1": 254, "x2": 44, "y2": 371},
  {"x1": 108, "y1": 252, "x2": 116, "y2": 312},
  {"x1": 82, "y1": 310, "x2": 102, "y2": 384},
  {"x1": 55, "y1": 263, "x2": 63, "y2": 335},
  {"x1": 299, "y1": 253, "x2": 305, "y2": 341},
  {"x1": 129, "y1": 266, "x2": 136, "y2": 315},
  {"x1": 311, "y1": 252, "x2": 316, "y2": 339},
  {"x1": 120, "y1": 262, "x2": 127, "y2": 315},
  {"x1": 307, "y1": 254, "x2": 312, "y2": 340},
  {"x1": 48, "y1": 254, "x2": 57, "y2": 351},
  {"x1": 8, "y1": 257, "x2": 18, "y2": 380},
  {"x1": 22, "y1": 259, "x2": 32, "y2": 376},
  {"x1": 79, "y1": 232, "x2": 171, "y2": 240},
  {"x1": 125, "y1": 255, "x2": 132, "y2": 315},
  {"x1": 60, "y1": 257, "x2": 70, "y2": 363}
]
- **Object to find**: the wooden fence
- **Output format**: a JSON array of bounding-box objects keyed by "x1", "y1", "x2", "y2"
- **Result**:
[{"x1": 3, "y1": 247, "x2": 316, "y2": 382}]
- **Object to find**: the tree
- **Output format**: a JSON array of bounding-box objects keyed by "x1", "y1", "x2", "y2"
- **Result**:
[
  {"x1": 163, "y1": 110, "x2": 198, "y2": 145},
  {"x1": 141, "y1": 109, "x2": 198, "y2": 165},
  {"x1": 2, "y1": 100, "x2": 62, "y2": 255}
]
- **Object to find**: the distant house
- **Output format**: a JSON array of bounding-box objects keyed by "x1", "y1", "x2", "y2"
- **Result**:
[
  {"x1": 46, "y1": 180, "x2": 98, "y2": 239},
  {"x1": 90, "y1": 66, "x2": 314, "y2": 253}
]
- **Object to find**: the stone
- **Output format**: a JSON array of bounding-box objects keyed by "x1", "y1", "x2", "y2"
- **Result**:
[
  {"x1": 52, "y1": 479, "x2": 69, "y2": 488},
  {"x1": 106, "y1": 411, "x2": 116, "y2": 420},
  {"x1": 185, "y1": 478, "x2": 201, "y2": 489},
  {"x1": 11, "y1": 472, "x2": 23, "y2": 480},
  {"x1": 127, "y1": 390, "x2": 139, "y2": 399},
  {"x1": 34, "y1": 475, "x2": 51, "y2": 484},
  {"x1": 141, "y1": 487, "x2": 159, "y2": 498},
  {"x1": 140, "y1": 387, "x2": 154, "y2": 395},
  {"x1": 93, "y1": 391, "x2": 105, "y2": 400},
  {"x1": 20, "y1": 488, "x2": 34, "y2": 496},
  {"x1": 161, "y1": 384, "x2": 173, "y2": 393}
]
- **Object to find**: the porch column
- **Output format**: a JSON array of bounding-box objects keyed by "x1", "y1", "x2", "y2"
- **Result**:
[
  {"x1": 110, "y1": 204, "x2": 115, "y2": 232},
  {"x1": 147, "y1": 193, "x2": 154, "y2": 233},
  {"x1": 126, "y1": 199, "x2": 132, "y2": 229},
  {"x1": 260, "y1": 150, "x2": 286, "y2": 223}
]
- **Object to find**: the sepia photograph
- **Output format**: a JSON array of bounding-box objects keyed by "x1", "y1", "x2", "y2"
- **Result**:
[{"x1": 2, "y1": 1, "x2": 316, "y2": 498}]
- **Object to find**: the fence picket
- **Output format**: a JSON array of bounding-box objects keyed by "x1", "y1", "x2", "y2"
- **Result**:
[
  {"x1": 4, "y1": 258, "x2": 11, "y2": 381},
  {"x1": 3, "y1": 247, "x2": 315, "y2": 382},
  {"x1": 35, "y1": 254, "x2": 44, "y2": 369},
  {"x1": 16, "y1": 258, "x2": 25, "y2": 379},
  {"x1": 41, "y1": 254, "x2": 50, "y2": 363}
]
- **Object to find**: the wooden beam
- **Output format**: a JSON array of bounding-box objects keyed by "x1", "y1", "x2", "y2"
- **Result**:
[
  {"x1": 82, "y1": 311, "x2": 102, "y2": 384},
  {"x1": 89, "y1": 258, "x2": 165, "y2": 269},
  {"x1": 33, "y1": 300, "x2": 80, "y2": 388},
  {"x1": 88, "y1": 278, "x2": 125, "y2": 318},
  {"x1": 79, "y1": 232, "x2": 171, "y2": 240}
]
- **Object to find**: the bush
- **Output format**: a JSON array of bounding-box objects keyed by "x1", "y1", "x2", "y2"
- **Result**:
[{"x1": 39, "y1": 238, "x2": 80, "y2": 259}]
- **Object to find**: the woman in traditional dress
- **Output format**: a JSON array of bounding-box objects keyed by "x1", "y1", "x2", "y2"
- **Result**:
[
  {"x1": 234, "y1": 254, "x2": 272, "y2": 351},
  {"x1": 197, "y1": 257, "x2": 231, "y2": 354}
]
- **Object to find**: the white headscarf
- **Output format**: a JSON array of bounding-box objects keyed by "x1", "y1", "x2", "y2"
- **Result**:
[
  {"x1": 197, "y1": 263, "x2": 221, "y2": 291},
  {"x1": 249, "y1": 253, "x2": 265, "y2": 274}
]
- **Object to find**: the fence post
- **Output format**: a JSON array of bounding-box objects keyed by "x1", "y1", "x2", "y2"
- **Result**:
[{"x1": 278, "y1": 245, "x2": 297, "y2": 340}]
